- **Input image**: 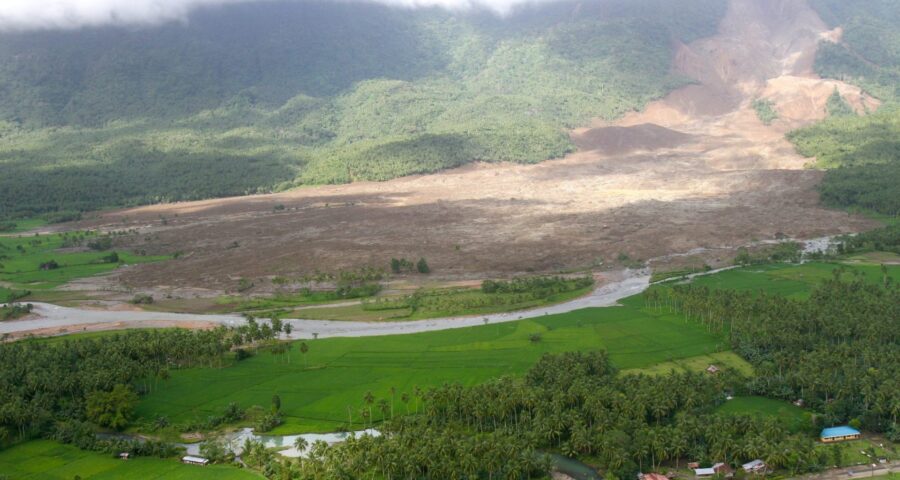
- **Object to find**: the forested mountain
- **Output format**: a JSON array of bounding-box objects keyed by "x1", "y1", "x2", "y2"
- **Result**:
[
  {"x1": 791, "y1": 0, "x2": 900, "y2": 216},
  {"x1": 0, "y1": 0, "x2": 727, "y2": 219}
]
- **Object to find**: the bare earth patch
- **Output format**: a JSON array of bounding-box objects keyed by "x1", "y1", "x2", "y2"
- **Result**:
[{"x1": 67, "y1": 0, "x2": 877, "y2": 293}]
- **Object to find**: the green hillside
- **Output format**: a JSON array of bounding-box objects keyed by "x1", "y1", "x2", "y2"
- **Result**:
[
  {"x1": 790, "y1": 0, "x2": 900, "y2": 216},
  {"x1": 0, "y1": 0, "x2": 728, "y2": 219}
]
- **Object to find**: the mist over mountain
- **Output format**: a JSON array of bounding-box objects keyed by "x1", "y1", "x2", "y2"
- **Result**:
[
  {"x1": 0, "y1": 0, "x2": 563, "y2": 31},
  {"x1": 0, "y1": 0, "x2": 896, "y2": 221},
  {"x1": 0, "y1": 0, "x2": 727, "y2": 218}
]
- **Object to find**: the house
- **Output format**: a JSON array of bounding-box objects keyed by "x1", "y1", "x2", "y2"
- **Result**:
[
  {"x1": 181, "y1": 455, "x2": 210, "y2": 466},
  {"x1": 688, "y1": 462, "x2": 701, "y2": 469},
  {"x1": 695, "y1": 463, "x2": 731, "y2": 478},
  {"x1": 742, "y1": 459, "x2": 766, "y2": 473},
  {"x1": 820, "y1": 426, "x2": 861, "y2": 443},
  {"x1": 694, "y1": 467, "x2": 716, "y2": 477},
  {"x1": 706, "y1": 365, "x2": 720, "y2": 374}
]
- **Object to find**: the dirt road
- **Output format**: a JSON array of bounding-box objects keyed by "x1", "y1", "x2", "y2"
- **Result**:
[{"x1": 796, "y1": 461, "x2": 898, "y2": 480}]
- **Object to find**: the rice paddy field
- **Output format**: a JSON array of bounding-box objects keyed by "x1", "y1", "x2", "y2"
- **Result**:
[
  {"x1": 0, "y1": 440, "x2": 262, "y2": 479},
  {"x1": 136, "y1": 294, "x2": 727, "y2": 434},
  {"x1": 686, "y1": 261, "x2": 900, "y2": 300},
  {"x1": 135, "y1": 260, "x2": 900, "y2": 434}
]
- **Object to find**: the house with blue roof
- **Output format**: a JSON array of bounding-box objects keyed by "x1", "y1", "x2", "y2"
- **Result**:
[{"x1": 820, "y1": 426, "x2": 861, "y2": 443}]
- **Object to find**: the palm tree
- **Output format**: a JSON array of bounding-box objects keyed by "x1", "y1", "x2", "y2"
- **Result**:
[
  {"x1": 401, "y1": 392, "x2": 410, "y2": 414},
  {"x1": 377, "y1": 399, "x2": 390, "y2": 422},
  {"x1": 299, "y1": 342, "x2": 309, "y2": 367},
  {"x1": 293, "y1": 436, "x2": 309, "y2": 455}
]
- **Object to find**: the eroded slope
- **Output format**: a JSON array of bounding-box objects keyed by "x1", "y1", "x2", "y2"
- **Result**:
[{"x1": 70, "y1": 0, "x2": 877, "y2": 292}]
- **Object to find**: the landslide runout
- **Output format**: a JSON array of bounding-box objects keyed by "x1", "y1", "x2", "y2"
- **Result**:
[
  {"x1": 69, "y1": 0, "x2": 877, "y2": 293},
  {"x1": 578, "y1": 0, "x2": 879, "y2": 164}
]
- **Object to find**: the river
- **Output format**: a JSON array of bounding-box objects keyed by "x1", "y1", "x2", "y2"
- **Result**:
[{"x1": 1, "y1": 235, "x2": 840, "y2": 340}]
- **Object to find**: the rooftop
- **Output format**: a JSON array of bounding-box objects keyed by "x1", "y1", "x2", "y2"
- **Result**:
[
  {"x1": 742, "y1": 459, "x2": 765, "y2": 469},
  {"x1": 182, "y1": 455, "x2": 209, "y2": 463},
  {"x1": 820, "y1": 426, "x2": 860, "y2": 438}
]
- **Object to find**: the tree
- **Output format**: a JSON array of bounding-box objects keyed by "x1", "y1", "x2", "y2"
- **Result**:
[
  {"x1": 300, "y1": 342, "x2": 309, "y2": 367},
  {"x1": 85, "y1": 384, "x2": 139, "y2": 430},
  {"x1": 830, "y1": 444, "x2": 843, "y2": 467},
  {"x1": 293, "y1": 436, "x2": 308, "y2": 454},
  {"x1": 200, "y1": 438, "x2": 233, "y2": 463},
  {"x1": 272, "y1": 394, "x2": 281, "y2": 413},
  {"x1": 416, "y1": 257, "x2": 430, "y2": 274}
]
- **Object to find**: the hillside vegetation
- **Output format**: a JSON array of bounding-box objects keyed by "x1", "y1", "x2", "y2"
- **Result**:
[
  {"x1": 791, "y1": 0, "x2": 900, "y2": 216},
  {"x1": 0, "y1": 0, "x2": 728, "y2": 219}
]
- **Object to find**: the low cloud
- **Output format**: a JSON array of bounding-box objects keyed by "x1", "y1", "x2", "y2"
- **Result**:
[{"x1": 0, "y1": 0, "x2": 545, "y2": 31}]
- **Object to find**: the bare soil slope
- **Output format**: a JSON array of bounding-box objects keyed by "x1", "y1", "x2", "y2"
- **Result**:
[{"x1": 72, "y1": 0, "x2": 877, "y2": 292}]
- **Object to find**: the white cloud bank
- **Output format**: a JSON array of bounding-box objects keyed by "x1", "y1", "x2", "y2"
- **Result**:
[{"x1": 0, "y1": 0, "x2": 545, "y2": 31}]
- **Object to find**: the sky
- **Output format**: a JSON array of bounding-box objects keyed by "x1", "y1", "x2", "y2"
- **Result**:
[{"x1": 0, "y1": 0, "x2": 543, "y2": 31}]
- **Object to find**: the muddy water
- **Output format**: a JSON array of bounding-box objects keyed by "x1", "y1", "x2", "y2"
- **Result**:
[
  {"x1": 2, "y1": 269, "x2": 652, "y2": 338},
  {"x1": 178, "y1": 428, "x2": 381, "y2": 458},
  {"x1": 5, "y1": 236, "x2": 842, "y2": 340},
  {"x1": 179, "y1": 428, "x2": 602, "y2": 477}
]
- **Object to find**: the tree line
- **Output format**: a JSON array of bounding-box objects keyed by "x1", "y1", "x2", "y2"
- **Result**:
[
  {"x1": 650, "y1": 272, "x2": 899, "y2": 437},
  {"x1": 0, "y1": 320, "x2": 290, "y2": 446},
  {"x1": 235, "y1": 352, "x2": 833, "y2": 479}
]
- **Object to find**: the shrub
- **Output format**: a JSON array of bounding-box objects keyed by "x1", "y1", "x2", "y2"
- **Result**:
[
  {"x1": 87, "y1": 237, "x2": 113, "y2": 251},
  {"x1": 130, "y1": 294, "x2": 154, "y2": 305},
  {"x1": 416, "y1": 258, "x2": 431, "y2": 274}
]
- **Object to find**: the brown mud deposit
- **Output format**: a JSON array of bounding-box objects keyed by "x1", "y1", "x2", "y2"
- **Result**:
[{"x1": 71, "y1": 0, "x2": 876, "y2": 292}]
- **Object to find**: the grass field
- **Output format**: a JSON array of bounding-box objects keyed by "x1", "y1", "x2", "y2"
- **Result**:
[
  {"x1": 814, "y1": 438, "x2": 897, "y2": 468},
  {"x1": 0, "y1": 440, "x2": 262, "y2": 479},
  {"x1": 686, "y1": 262, "x2": 899, "y2": 300},
  {"x1": 716, "y1": 396, "x2": 811, "y2": 432},
  {"x1": 625, "y1": 351, "x2": 753, "y2": 376},
  {"x1": 0, "y1": 233, "x2": 168, "y2": 292},
  {"x1": 281, "y1": 285, "x2": 593, "y2": 322},
  {"x1": 0, "y1": 218, "x2": 47, "y2": 235},
  {"x1": 0, "y1": 287, "x2": 20, "y2": 303},
  {"x1": 843, "y1": 251, "x2": 900, "y2": 266},
  {"x1": 136, "y1": 294, "x2": 727, "y2": 434}
]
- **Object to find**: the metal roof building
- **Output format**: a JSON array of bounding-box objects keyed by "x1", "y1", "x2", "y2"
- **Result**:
[{"x1": 820, "y1": 426, "x2": 861, "y2": 443}]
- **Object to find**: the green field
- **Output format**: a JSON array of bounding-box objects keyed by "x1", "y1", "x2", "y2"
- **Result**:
[
  {"x1": 136, "y1": 294, "x2": 726, "y2": 433},
  {"x1": 0, "y1": 440, "x2": 262, "y2": 479},
  {"x1": 685, "y1": 262, "x2": 899, "y2": 300},
  {"x1": 134, "y1": 261, "x2": 898, "y2": 434},
  {"x1": 716, "y1": 396, "x2": 811, "y2": 432},
  {"x1": 0, "y1": 218, "x2": 47, "y2": 235},
  {"x1": 814, "y1": 439, "x2": 897, "y2": 468},
  {"x1": 275, "y1": 285, "x2": 593, "y2": 322},
  {"x1": 0, "y1": 233, "x2": 167, "y2": 292},
  {"x1": 625, "y1": 351, "x2": 753, "y2": 376}
]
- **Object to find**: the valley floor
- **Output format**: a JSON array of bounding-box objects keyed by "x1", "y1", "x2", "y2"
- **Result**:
[{"x1": 57, "y1": 0, "x2": 879, "y2": 293}]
